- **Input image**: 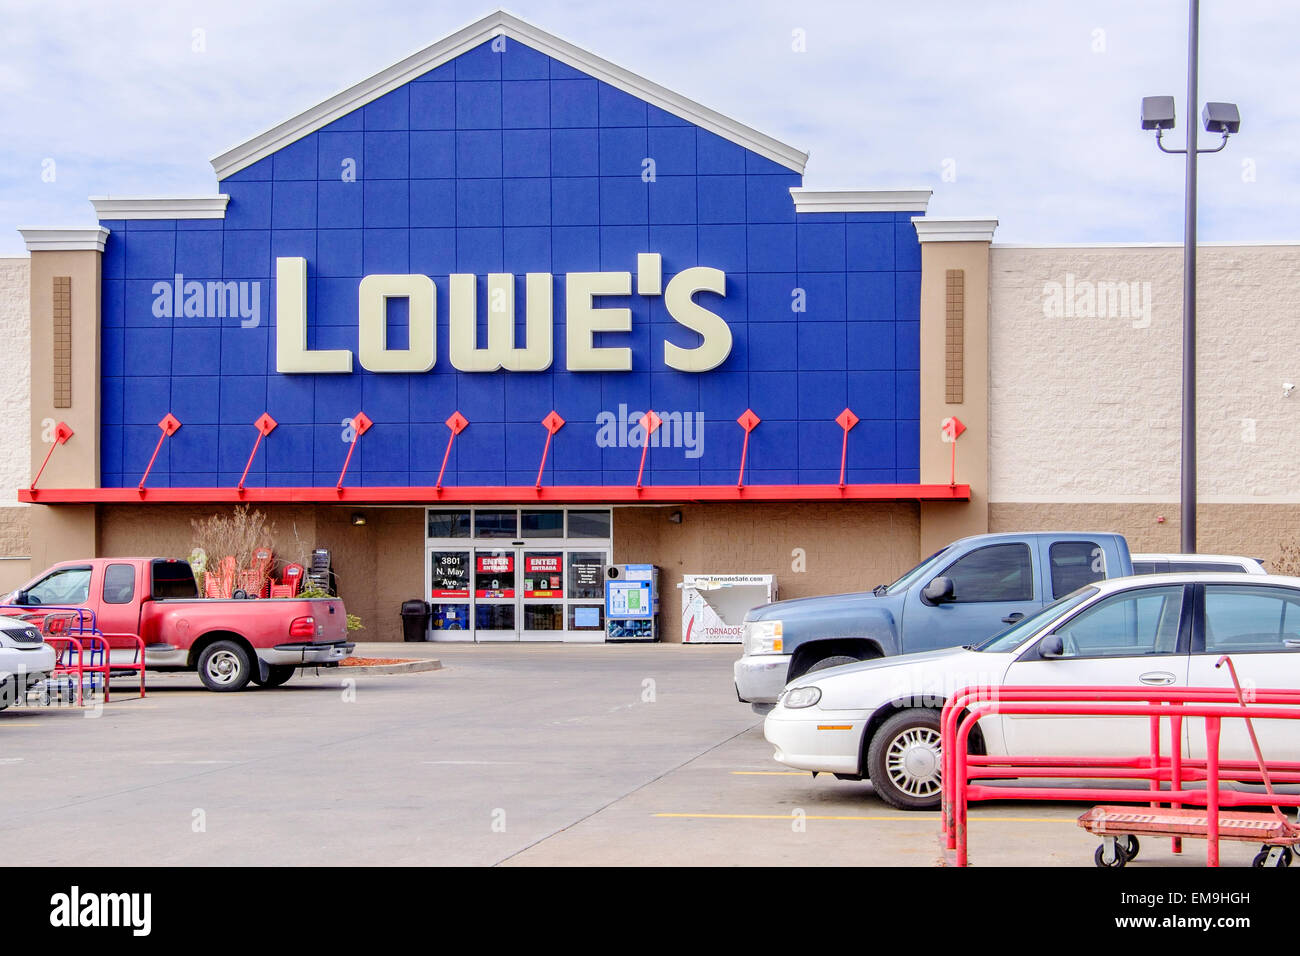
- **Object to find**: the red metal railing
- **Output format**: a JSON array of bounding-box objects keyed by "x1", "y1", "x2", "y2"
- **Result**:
[
  {"x1": 940, "y1": 681, "x2": 1300, "y2": 866},
  {"x1": 0, "y1": 605, "x2": 147, "y2": 706}
]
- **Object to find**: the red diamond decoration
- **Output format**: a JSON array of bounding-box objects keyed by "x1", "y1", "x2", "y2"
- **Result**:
[
  {"x1": 639, "y1": 410, "x2": 663, "y2": 435},
  {"x1": 941, "y1": 416, "x2": 967, "y2": 442},
  {"x1": 542, "y1": 411, "x2": 565, "y2": 435},
  {"x1": 158, "y1": 414, "x2": 181, "y2": 437},
  {"x1": 446, "y1": 411, "x2": 469, "y2": 435},
  {"x1": 53, "y1": 421, "x2": 74, "y2": 444},
  {"x1": 836, "y1": 408, "x2": 859, "y2": 432},
  {"x1": 351, "y1": 411, "x2": 373, "y2": 436},
  {"x1": 254, "y1": 412, "x2": 278, "y2": 436},
  {"x1": 737, "y1": 409, "x2": 761, "y2": 433}
]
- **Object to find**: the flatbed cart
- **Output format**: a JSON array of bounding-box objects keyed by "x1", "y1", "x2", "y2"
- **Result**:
[{"x1": 1079, "y1": 656, "x2": 1300, "y2": 868}]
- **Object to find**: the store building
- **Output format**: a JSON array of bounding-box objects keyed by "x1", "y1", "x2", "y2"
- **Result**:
[{"x1": 5, "y1": 11, "x2": 1299, "y2": 642}]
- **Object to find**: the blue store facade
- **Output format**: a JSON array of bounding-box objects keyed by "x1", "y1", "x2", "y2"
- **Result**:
[{"x1": 20, "y1": 12, "x2": 978, "y2": 642}]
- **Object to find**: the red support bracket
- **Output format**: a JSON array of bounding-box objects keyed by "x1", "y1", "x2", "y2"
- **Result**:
[
  {"x1": 336, "y1": 411, "x2": 373, "y2": 491},
  {"x1": 30, "y1": 422, "x2": 74, "y2": 491},
  {"x1": 836, "y1": 408, "x2": 859, "y2": 489},
  {"x1": 535, "y1": 411, "x2": 565, "y2": 489},
  {"x1": 635, "y1": 411, "x2": 662, "y2": 490},
  {"x1": 941, "y1": 416, "x2": 967, "y2": 486},
  {"x1": 436, "y1": 411, "x2": 469, "y2": 491},
  {"x1": 237, "y1": 413, "x2": 278, "y2": 494},
  {"x1": 736, "y1": 409, "x2": 760, "y2": 488},
  {"x1": 139, "y1": 414, "x2": 182, "y2": 493}
]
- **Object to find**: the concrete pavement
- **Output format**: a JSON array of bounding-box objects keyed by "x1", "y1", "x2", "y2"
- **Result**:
[{"x1": 0, "y1": 643, "x2": 1263, "y2": 866}]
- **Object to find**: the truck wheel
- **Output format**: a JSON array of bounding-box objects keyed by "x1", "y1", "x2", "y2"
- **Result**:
[
  {"x1": 252, "y1": 665, "x2": 295, "y2": 688},
  {"x1": 866, "y1": 709, "x2": 944, "y2": 811},
  {"x1": 197, "y1": 640, "x2": 253, "y2": 692},
  {"x1": 806, "y1": 655, "x2": 861, "y2": 674}
]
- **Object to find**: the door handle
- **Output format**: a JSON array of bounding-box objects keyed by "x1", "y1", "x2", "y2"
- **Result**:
[
  {"x1": 1001, "y1": 612, "x2": 1025, "y2": 624},
  {"x1": 1285, "y1": 639, "x2": 1300, "y2": 649},
  {"x1": 1139, "y1": 672, "x2": 1176, "y2": 685}
]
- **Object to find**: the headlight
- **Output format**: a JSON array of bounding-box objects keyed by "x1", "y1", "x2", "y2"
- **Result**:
[
  {"x1": 745, "y1": 619, "x2": 784, "y2": 655},
  {"x1": 783, "y1": 686, "x2": 821, "y2": 709}
]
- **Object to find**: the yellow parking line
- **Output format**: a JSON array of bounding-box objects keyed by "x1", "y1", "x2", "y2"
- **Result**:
[{"x1": 654, "y1": 812, "x2": 1068, "y2": 823}]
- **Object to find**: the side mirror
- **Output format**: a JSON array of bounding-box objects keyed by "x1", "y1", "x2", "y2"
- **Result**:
[
  {"x1": 11, "y1": 590, "x2": 29, "y2": 606},
  {"x1": 922, "y1": 576, "x2": 955, "y2": 605},
  {"x1": 1039, "y1": 634, "x2": 1065, "y2": 659}
]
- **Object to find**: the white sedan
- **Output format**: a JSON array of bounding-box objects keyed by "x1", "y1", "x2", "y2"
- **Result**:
[
  {"x1": 764, "y1": 573, "x2": 1300, "y2": 810},
  {"x1": 0, "y1": 615, "x2": 56, "y2": 709}
]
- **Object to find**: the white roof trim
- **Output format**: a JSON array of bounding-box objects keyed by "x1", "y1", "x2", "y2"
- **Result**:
[
  {"x1": 993, "y1": 240, "x2": 1300, "y2": 249},
  {"x1": 210, "y1": 9, "x2": 809, "y2": 180},
  {"x1": 790, "y1": 188, "x2": 931, "y2": 214},
  {"x1": 18, "y1": 227, "x2": 111, "y2": 252},
  {"x1": 90, "y1": 196, "x2": 229, "y2": 220},
  {"x1": 911, "y1": 217, "x2": 999, "y2": 243}
]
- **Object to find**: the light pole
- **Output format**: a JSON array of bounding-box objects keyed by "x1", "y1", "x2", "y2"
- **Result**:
[{"x1": 1140, "y1": 0, "x2": 1240, "y2": 554}]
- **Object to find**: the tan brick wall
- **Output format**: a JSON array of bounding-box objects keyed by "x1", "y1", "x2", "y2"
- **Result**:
[
  {"x1": 989, "y1": 501, "x2": 1300, "y2": 569},
  {"x1": 95, "y1": 504, "x2": 424, "y2": 643},
  {"x1": 0, "y1": 259, "x2": 31, "y2": 507},
  {"x1": 989, "y1": 244, "x2": 1300, "y2": 502},
  {"x1": 615, "y1": 501, "x2": 920, "y2": 642}
]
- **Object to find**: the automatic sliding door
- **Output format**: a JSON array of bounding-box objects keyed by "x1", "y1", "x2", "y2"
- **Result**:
[{"x1": 474, "y1": 549, "x2": 517, "y2": 642}]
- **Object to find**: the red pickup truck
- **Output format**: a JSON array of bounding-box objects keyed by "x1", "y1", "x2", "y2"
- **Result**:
[{"x1": 3, "y1": 558, "x2": 355, "y2": 692}]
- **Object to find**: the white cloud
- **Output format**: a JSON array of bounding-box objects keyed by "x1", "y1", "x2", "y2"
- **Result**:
[{"x1": 0, "y1": 0, "x2": 1293, "y2": 255}]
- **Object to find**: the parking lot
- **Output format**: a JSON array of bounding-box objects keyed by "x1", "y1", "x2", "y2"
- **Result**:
[{"x1": 0, "y1": 644, "x2": 1262, "y2": 867}]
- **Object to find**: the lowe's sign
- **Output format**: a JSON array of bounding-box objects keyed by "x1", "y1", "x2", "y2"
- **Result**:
[
  {"x1": 275, "y1": 254, "x2": 732, "y2": 374},
  {"x1": 95, "y1": 24, "x2": 923, "y2": 490}
]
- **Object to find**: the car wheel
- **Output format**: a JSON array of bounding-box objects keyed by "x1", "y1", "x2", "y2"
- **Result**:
[
  {"x1": 197, "y1": 640, "x2": 253, "y2": 692},
  {"x1": 866, "y1": 709, "x2": 945, "y2": 810},
  {"x1": 805, "y1": 655, "x2": 861, "y2": 674},
  {"x1": 251, "y1": 664, "x2": 295, "y2": 688}
]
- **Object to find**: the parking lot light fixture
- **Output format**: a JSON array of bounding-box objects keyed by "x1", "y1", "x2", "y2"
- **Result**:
[{"x1": 1139, "y1": 0, "x2": 1241, "y2": 554}]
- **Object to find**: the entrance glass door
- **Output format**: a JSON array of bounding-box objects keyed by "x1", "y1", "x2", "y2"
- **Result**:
[
  {"x1": 473, "y1": 549, "x2": 517, "y2": 642},
  {"x1": 521, "y1": 551, "x2": 565, "y2": 641},
  {"x1": 426, "y1": 507, "x2": 612, "y2": 643}
]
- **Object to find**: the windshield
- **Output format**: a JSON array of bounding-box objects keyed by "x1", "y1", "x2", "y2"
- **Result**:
[
  {"x1": 884, "y1": 548, "x2": 951, "y2": 595},
  {"x1": 974, "y1": 586, "x2": 1098, "y2": 652}
]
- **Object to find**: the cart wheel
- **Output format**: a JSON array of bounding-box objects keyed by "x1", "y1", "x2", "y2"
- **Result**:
[
  {"x1": 1251, "y1": 847, "x2": 1293, "y2": 868},
  {"x1": 1095, "y1": 842, "x2": 1127, "y2": 868},
  {"x1": 1125, "y1": 835, "x2": 1140, "y2": 861}
]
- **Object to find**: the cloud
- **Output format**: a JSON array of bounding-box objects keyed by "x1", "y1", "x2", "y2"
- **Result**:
[{"x1": 1, "y1": 0, "x2": 1293, "y2": 256}]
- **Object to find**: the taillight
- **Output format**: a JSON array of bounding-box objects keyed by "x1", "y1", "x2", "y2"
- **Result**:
[{"x1": 289, "y1": 616, "x2": 316, "y2": 639}]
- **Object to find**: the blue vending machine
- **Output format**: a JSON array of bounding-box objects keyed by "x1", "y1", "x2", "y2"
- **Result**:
[{"x1": 605, "y1": 565, "x2": 659, "y2": 642}]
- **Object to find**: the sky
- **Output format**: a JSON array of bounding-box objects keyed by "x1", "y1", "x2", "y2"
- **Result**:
[{"x1": 0, "y1": 0, "x2": 1295, "y2": 257}]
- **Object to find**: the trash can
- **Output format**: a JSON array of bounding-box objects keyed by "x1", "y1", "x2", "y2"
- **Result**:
[{"x1": 400, "y1": 599, "x2": 431, "y2": 642}]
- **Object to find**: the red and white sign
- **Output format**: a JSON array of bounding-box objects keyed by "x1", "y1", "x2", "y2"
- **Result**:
[
  {"x1": 524, "y1": 554, "x2": 563, "y2": 598},
  {"x1": 475, "y1": 553, "x2": 515, "y2": 598}
]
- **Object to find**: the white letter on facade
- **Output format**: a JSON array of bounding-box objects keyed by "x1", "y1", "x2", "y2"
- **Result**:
[
  {"x1": 663, "y1": 266, "x2": 731, "y2": 372},
  {"x1": 275, "y1": 257, "x2": 352, "y2": 373},
  {"x1": 357, "y1": 274, "x2": 436, "y2": 373},
  {"x1": 449, "y1": 273, "x2": 553, "y2": 372},
  {"x1": 566, "y1": 272, "x2": 632, "y2": 372}
]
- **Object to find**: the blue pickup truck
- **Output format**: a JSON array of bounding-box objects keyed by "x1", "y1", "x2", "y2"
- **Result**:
[{"x1": 734, "y1": 532, "x2": 1134, "y2": 711}]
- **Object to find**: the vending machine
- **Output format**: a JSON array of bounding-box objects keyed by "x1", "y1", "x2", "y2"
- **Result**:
[{"x1": 604, "y1": 564, "x2": 659, "y2": 642}]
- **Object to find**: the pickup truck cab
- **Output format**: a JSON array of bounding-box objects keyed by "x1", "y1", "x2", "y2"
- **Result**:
[
  {"x1": 735, "y1": 532, "x2": 1133, "y2": 711},
  {"x1": 5, "y1": 558, "x2": 354, "y2": 692}
]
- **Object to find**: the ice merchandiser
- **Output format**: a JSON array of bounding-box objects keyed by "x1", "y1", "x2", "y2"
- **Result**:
[{"x1": 604, "y1": 564, "x2": 659, "y2": 642}]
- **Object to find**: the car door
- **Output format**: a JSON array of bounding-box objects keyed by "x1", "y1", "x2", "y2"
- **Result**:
[
  {"x1": 1185, "y1": 582, "x2": 1300, "y2": 762},
  {"x1": 902, "y1": 542, "x2": 1039, "y2": 652},
  {"x1": 999, "y1": 583, "x2": 1192, "y2": 757}
]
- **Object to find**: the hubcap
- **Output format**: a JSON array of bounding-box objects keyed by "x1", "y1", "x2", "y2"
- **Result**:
[
  {"x1": 885, "y1": 727, "x2": 943, "y2": 798},
  {"x1": 206, "y1": 650, "x2": 241, "y2": 684}
]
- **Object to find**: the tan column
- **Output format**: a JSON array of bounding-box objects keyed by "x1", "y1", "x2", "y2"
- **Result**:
[
  {"x1": 18, "y1": 228, "x2": 108, "y2": 570},
  {"x1": 913, "y1": 219, "x2": 997, "y2": 556}
]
